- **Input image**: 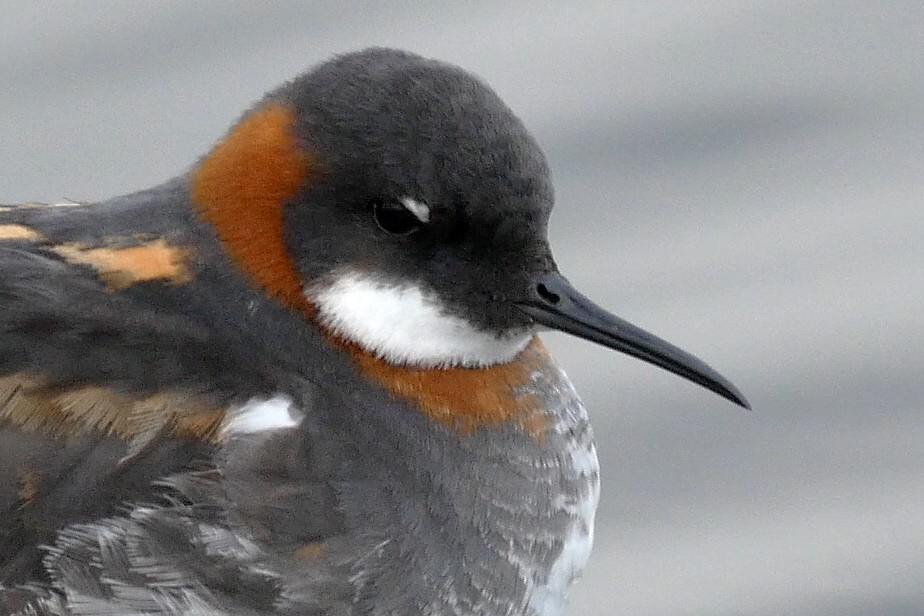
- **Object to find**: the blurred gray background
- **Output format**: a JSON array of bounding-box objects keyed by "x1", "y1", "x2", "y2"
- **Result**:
[{"x1": 2, "y1": 2, "x2": 922, "y2": 615}]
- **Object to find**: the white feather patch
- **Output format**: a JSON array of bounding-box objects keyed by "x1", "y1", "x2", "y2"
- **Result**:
[
  {"x1": 526, "y1": 397, "x2": 600, "y2": 616},
  {"x1": 531, "y1": 441, "x2": 600, "y2": 616},
  {"x1": 222, "y1": 395, "x2": 300, "y2": 436},
  {"x1": 306, "y1": 270, "x2": 532, "y2": 368}
]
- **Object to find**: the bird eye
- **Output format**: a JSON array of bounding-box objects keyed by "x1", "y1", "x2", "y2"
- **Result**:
[{"x1": 373, "y1": 198, "x2": 426, "y2": 235}]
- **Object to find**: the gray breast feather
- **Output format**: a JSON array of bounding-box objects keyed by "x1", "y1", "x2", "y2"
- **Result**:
[{"x1": 2, "y1": 356, "x2": 598, "y2": 616}]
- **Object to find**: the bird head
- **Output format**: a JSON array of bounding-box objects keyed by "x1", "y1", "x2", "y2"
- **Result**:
[{"x1": 191, "y1": 48, "x2": 748, "y2": 408}]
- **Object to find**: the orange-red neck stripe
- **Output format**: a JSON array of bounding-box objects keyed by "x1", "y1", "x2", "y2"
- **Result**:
[{"x1": 191, "y1": 103, "x2": 316, "y2": 314}]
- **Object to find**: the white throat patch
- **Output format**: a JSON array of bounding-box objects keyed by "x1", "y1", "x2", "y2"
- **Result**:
[{"x1": 306, "y1": 270, "x2": 532, "y2": 368}]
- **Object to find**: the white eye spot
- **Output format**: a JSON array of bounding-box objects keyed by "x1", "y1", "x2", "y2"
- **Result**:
[
  {"x1": 306, "y1": 270, "x2": 532, "y2": 368},
  {"x1": 399, "y1": 196, "x2": 430, "y2": 223}
]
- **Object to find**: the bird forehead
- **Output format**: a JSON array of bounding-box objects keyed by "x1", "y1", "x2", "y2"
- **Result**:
[{"x1": 287, "y1": 55, "x2": 547, "y2": 185}]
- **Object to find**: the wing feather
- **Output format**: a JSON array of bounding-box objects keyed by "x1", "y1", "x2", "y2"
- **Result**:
[{"x1": 0, "y1": 216, "x2": 352, "y2": 612}]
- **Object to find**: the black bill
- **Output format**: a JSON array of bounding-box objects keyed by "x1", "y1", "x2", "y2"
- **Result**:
[{"x1": 515, "y1": 273, "x2": 750, "y2": 409}]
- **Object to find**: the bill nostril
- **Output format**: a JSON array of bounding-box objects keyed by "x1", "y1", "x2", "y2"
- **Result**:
[{"x1": 536, "y1": 282, "x2": 560, "y2": 305}]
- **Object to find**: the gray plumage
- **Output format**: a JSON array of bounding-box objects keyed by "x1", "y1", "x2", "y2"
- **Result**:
[{"x1": 0, "y1": 49, "x2": 601, "y2": 615}]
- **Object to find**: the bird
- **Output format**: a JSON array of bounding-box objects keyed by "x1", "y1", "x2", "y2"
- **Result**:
[{"x1": 0, "y1": 48, "x2": 748, "y2": 616}]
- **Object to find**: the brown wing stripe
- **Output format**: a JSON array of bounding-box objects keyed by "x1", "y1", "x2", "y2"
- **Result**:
[
  {"x1": 50, "y1": 239, "x2": 193, "y2": 290},
  {"x1": 0, "y1": 374, "x2": 225, "y2": 445},
  {"x1": 0, "y1": 225, "x2": 42, "y2": 241}
]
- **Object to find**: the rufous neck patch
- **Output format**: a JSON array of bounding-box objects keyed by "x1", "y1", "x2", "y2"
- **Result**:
[
  {"x1": 349, "y1": 337, "x2": 552, "y2": 436},
  {"x1": 191, "y1": 102, "x2": 315, "y2": 313}
]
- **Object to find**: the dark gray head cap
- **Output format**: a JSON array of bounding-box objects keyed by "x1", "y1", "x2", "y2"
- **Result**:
[
  {"x1": 283, "y1": 47, "x2": 553, "y2": 218},
  {"x1": 276, "y1": 48, "x2": 558, "y2": 334}
]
